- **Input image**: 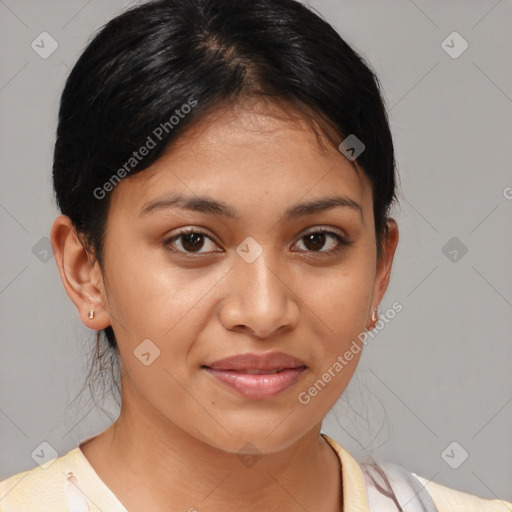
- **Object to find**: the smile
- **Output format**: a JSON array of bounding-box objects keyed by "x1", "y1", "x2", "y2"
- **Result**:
[
  {"x1": 202, "y1": 351, "x2": 308, "y2": 399},
  {"x1": 202, "y1": 365, "x2": 307, "y2": 399}
]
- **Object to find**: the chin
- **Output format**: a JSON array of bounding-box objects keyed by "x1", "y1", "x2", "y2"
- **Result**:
[{"x1": 189, "y1": 420, "x2": 312, "y2": 456}]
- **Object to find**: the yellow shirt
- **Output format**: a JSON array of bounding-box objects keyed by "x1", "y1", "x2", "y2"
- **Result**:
[{"x1": 1, "y1": 433, "x2": 510, "y2": 511}]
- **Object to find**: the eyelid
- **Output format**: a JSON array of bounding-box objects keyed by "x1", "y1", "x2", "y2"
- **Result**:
[
  {"x1": 301, "y1": 225, "x2": 348, "y2": 239},
  {"x1": 292, "y1": 226, "x2": 352, "y2": 255},
  {"x1": 164, "y1": 227, "x2": 222, "y2": 255}
]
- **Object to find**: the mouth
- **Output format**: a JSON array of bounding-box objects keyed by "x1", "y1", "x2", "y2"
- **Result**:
[
  {"x1": 220, "y1": 368, "x2": 297, "y2": 374},
  {"x1": 202, "y1": 351, "x2": 307, "y2": 399}
]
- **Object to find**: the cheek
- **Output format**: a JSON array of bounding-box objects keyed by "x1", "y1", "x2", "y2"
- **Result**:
[
  {"x1": 102, "y1": 247, "x2": 232, "y2": 391},
  {"x1": 296, "y1": 250, "x2": 374, "y2": 401},
  {"x1": 304, "y1": 251, "x2": 375, "y2": 338},
  {"x1": 102, "y1": 238, "x2": 215, "y2": 335},
  {"x1": 295, "y1": 273, "x2": 370, "y2": 413}
]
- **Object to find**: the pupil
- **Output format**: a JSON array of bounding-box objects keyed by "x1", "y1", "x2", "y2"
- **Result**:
[
  {"x1": 183, "y1": 233, "x2": 204, "y2": 252},
  {"x1": 305, "y1": 233, "x2": 325, "y2": 251}
]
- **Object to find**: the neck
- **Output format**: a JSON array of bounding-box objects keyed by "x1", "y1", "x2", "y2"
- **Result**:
[{"x1": 80, "y1": 380, "x2": 343, "y2": 512}]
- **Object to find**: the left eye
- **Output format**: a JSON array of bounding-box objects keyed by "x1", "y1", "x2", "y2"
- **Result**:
[{"x1": 293, "y1": 230, "x2": 349, "y2": 254}]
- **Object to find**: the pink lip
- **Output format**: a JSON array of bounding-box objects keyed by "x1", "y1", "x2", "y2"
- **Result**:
[{"x1": 203, "y1": 351, "x2": 307, "y2": 400}]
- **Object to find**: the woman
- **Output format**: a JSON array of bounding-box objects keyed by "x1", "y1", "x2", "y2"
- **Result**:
[{"x1": 1, "y1": 0, "x2": 510, "y2": 510}]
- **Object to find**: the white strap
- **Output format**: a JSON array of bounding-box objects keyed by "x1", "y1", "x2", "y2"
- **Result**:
[
  {"x1": 64, "y1": 472, "x2": 91, "y2": 512},
  {"x1": 361, "y1": 460, "x2": 439, "y2": 511}
]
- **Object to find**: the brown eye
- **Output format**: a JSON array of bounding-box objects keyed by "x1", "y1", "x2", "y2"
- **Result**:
[
  {"x1": 303, "y1": 232, "x2": 328, "y2": 251},
  {"x1": 180, "y1": 232, "x2": 205, "y2": 252},
  {"x1": 165, "y1": 228, "x2": 221, "y2": 254},
  {"x1": 294, "y1": 229, "x2": 351, "y2": 255}
]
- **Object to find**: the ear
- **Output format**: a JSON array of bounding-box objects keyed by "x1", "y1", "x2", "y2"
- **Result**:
[
  {"x1": 367, "y1": 218, "x2": 399, "y2": 330},
  {"x1": 50, "y1": 215, "x2": 111, "y2": 330}
]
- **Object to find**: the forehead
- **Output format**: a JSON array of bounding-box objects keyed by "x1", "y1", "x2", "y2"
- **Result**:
[{"x1": 110, "y1": 99, "x2": 371, "y2": 217}]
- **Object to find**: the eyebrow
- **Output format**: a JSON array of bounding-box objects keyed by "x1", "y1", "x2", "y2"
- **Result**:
[{"x1": 139, "y1": 193, "x2": 363, "y2": 221}]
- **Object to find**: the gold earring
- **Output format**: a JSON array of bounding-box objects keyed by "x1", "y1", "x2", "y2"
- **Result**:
[{"x1": 88, "y1": 309, "x2": 95, "y2": 319}]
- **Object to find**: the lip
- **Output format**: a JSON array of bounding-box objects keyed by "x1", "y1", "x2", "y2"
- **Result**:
[{"x1": 203, "y1": 351, "x2": 307, "y2": 400}]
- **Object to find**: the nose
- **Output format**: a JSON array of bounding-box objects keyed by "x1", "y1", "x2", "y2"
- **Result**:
[{"x1": 218, "y1": 248, "x2": 300, "y2": 339}]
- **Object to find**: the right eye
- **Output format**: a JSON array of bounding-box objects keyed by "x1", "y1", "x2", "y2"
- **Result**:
[{"x1": 164, "y1": 228, "x2": 222, "y2": 255}]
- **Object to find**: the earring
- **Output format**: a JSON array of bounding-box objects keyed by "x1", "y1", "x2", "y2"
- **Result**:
[
  {"x1": 371, "y1": 307, "x2": 379, "y2": 323},
  {"x1": 88, "y1": 309, "x2": 95, "y2": 319}
]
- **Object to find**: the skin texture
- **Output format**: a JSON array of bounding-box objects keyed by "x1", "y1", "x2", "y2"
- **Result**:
[{"x1": 51, "y1": 98, "x2": 399, "y2": 512}]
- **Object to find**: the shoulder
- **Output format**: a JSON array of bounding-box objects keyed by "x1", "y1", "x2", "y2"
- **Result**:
[
  {"x1": 322, "y1": 432, "x2": 512, "y2": 512},
  {"x1": 413, "y1": 473, "x2": 512, "y2": 512},
  {"x1": 0, "y1": 447, "x2": 80, "y2": 512},
  {"x1": 362, "y1": 459, "x2": 512, "y2": 512}
]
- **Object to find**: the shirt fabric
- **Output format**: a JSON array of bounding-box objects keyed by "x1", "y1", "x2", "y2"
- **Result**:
[{"x1": 1, "y1": 432, "x2": 510, "y2": 511}]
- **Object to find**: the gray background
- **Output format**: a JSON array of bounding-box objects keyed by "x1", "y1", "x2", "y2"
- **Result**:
[{"x1": 1, "y1": 0, "x2": 511, "y2": 502}]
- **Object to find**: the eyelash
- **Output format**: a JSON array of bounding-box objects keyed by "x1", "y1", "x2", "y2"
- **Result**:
[{"x1": 163, "y1": 227, "x2": 352, "y2": 257}]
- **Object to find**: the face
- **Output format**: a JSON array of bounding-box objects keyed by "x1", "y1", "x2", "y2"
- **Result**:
[{"x1": 73, "y1": 100, "x2": 397, "y2": 454}]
